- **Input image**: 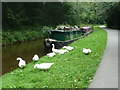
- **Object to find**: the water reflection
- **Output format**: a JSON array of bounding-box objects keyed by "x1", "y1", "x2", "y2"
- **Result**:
[{"x1": 2, "y1": 38, "x2": 45, "y2": 75}]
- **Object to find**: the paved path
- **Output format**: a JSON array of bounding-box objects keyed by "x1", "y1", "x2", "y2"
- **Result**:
[{"x1": 89, "y1": 26, "x2": 118, "y2": 88}]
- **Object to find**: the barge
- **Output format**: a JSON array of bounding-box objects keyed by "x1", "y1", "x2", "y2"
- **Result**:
[{"x1": 44, "y1": 26, "x2": 93, "y2": 53}]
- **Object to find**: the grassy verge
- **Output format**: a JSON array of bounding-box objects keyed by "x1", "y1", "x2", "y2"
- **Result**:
[
  {"x1": 0, "y1": 31, "x2": 1, "y2": 45},
  {"x1": 2, "y1": 26, "x2": 53, "y2": 45},
  {"x1": 2, "y1": 27, "x2": 107, "y2": 88},
  {"x1": 0, "y1": 77, "x2": 1, "y2": 89}
]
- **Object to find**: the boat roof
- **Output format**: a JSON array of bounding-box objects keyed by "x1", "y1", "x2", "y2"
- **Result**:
[
  {"x1": 51, "y1": 29, "x2": 81, "y2": 32},
  {"x1": 81, "y1": 26, "x2": 91, "y2": 29},
  {"x1": 45, "y1": 38, "x2": 57, "y2": 41}
]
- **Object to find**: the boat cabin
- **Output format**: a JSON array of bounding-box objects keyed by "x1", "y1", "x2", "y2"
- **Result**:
[{"x1": 49, "y1": 29, "x2": 82, "y2": 41}]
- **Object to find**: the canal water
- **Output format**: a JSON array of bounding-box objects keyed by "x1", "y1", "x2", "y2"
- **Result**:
[{"x1": 2, "y1": 38, "x2": 46, "y2": 75}]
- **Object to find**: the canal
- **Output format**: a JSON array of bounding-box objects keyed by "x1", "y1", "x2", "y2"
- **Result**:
[{"x1": 2, "y1": 38, "x2": 46, "y2": 75}]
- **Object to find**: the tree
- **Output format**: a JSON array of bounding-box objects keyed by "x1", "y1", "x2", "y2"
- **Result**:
[{"x1": 105, "y1": 2, "x2": 120, "y2": 29}]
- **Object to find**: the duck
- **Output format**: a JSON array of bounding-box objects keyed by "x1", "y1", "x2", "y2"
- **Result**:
[
  {"x1": 32, "y1": 54, "x2": 39, "y2": 61},
  {"x1": 52, "y1": 44, "x2": 68, "y2": 55},
  {"x1": 16, "y1": 57, "x2": 26, "y2": 68},
  {"x1": 63, "y1": 46, "x2": 74, "y2": 51},
  {"x1": 34, "y1": 63, "x2": 54, "y2": 70},
  {"x1": 47, "y1": 52, "x2": 56, "y2": 57}
]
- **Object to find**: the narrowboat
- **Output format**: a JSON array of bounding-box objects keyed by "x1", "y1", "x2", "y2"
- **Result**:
[{"x1": 44, "y1": 26, "x2": 93, "y2": 53}]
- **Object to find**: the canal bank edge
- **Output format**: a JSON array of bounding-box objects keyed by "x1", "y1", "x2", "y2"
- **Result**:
[{"x1": 2, "y1": 27, "x2": 107, "y2": 88}]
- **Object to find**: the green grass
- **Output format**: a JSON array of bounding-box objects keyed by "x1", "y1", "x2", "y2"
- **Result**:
[
  {"x1": 2, "y1": 27, "x2": 107, "y2": 88},
  {"x1": 0, "y1": 77, "x2": 1, "y2": 89}
]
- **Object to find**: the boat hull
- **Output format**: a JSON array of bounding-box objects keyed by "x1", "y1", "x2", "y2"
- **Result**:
[{"x1": 44, "y1": 29, "x2": 93, "y2": 53}]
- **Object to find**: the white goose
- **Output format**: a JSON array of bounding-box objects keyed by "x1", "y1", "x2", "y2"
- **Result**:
[
  {"x1": 52, "y1": 44, "x2": 68, "y2": 55},
  {"x1": 32, "y1": 54, "x2": 39, "y2": 61},
  {"x1": 63, "y1": 46, "x2": 74, "y2": 51},
  {"x1": 16, "y1": 57, "x2": 26, "y2": 68},
  {"x1": 82, "y1": 48, "x2": 89, "y2": 54},
  {"x1": 47, "y1": 52, "x2": 56, "y2": 57},
  {"x1": 87, "y1": 49, "x2": 92, "y2": 53},
  {"x1": 82, "y1": 48, "x2": 92, "y2": 54},
  {"x1": 34, "y1": 63, "x2": 54, "y2": 70}
]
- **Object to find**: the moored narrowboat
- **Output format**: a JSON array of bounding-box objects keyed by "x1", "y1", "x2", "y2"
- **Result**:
[{"x1": 44, "y1": 26, "x2": 93, "y2": 53}]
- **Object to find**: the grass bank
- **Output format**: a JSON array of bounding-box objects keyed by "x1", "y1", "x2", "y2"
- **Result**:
[
  {"x1": 2, "y1": 27, "x2": 107, "y2": 88},
  {"x1": 2, "y1": 26, "x2": 53, "y2": 45}
]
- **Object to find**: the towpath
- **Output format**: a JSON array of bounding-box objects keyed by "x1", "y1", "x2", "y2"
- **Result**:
[{"x1": 89, "y1": 26, "x2": 119, "y2": 88}]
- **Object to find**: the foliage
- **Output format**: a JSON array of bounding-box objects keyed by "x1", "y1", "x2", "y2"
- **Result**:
[
  {"x1": 3, "y1": 2, "x2": 119, "y2": 32},
  {"x1": 105, "y1": 2, "x2": 120, "y2": 29},
  {"x1": 0, "y1": 30, "x2": 2, "y2": 45},
  {"x1": 92, "y1": 2, "x2": 120, "y2": 29},
  {"x1": 2, "y1": 27, "x2": 107, "y2": 88},
  {"x1": 2, "y1": 3, "x2": 28, "y2": 29},
  {"x1": 2, "y1": 26, "x2": 53, "y2": 45},
  {"x1": 2, "y1": 2, "x2": 71, "y2": 30},
  {"x1": 3, "y1": 2, "x2": 113, "y2": 30},
  {"x1": 42, "y1": 26, "x2": 53, "y2": 36}
]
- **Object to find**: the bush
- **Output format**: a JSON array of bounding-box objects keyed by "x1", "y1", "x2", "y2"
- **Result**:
[
  {"x1": 42, "y1": 26, "x2": 53, "y2": 36},
  {"x1": 2, "y1": 26, "x2": 53, "y2": 45}
]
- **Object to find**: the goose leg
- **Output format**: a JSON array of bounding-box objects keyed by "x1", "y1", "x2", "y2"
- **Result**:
[{"x1": 44, "y1": 69, "x2": 49, "y2": 72}]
